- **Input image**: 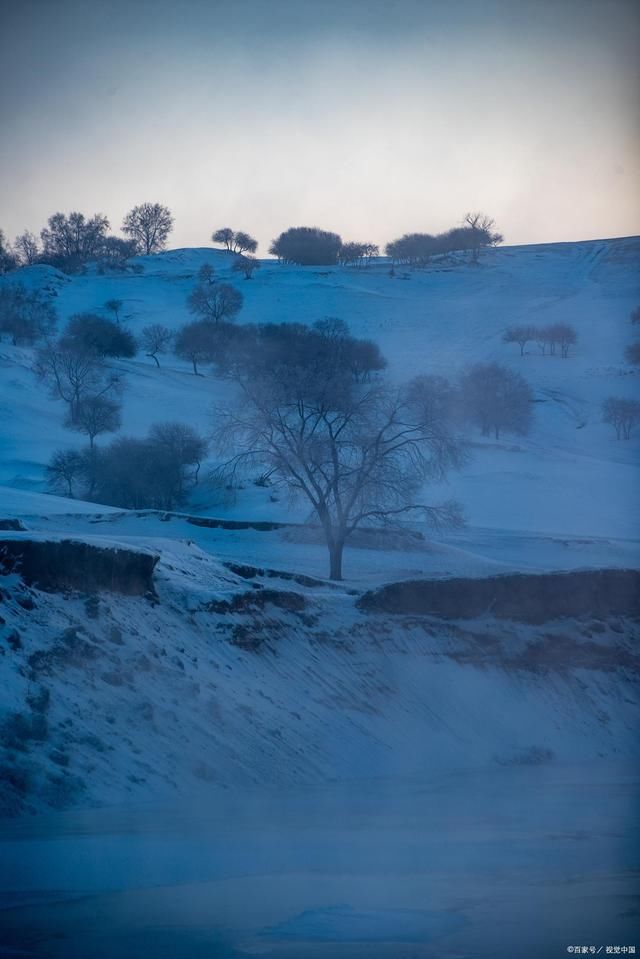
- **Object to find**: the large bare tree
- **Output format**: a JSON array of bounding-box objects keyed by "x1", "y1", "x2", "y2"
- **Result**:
[
  {"x1": 463, "y1": 212, "x2": 503, "y2": 263},
  {"x1": 122, "y1": 203, "x2": 173, "y2": 255},
  {"x1": 214, "y1": 366, "x2": 465, "y2": 580}
]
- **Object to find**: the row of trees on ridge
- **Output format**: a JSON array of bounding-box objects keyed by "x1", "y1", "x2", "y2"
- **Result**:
[{"x1": 1, "y1": 209, "x2": 502, "y2": 275}]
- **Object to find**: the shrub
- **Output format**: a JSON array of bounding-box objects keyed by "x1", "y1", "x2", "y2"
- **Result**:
[
  {"x1": 602, "y1": 397, "x2": 640, "y2": 440},
  {"x1": 625, "y1": 341, "x2": 640, "y2": 365},
  {"x1": 502, "y1": 325, "x2": 538, "y2": 356},
  {"x1": 61, "y1": 314, "x2": 137, "y2": 358},
  {"x1": 0, "y1": 284, "x2": 57, "y2": 344},
  {"x1": 339, "y1": 242, "x2": 379, "y2": 267},
  {"x1": 460, "y1": 362, "x2": 533, "y2": 439},
  {"x1": 46, "y1": 449, "x2": 89, "y2": 498},
  {"x1": 91, "y1": 424, "x2": 207, "y2": 509},
  {"x1": 385, "y1": 233, "x2": 438, "y2": 266},
  {"x1": 174, "y1": 321, "x2": 218, "y2": 374},
  {"x1": 232, "y1": 255, "x2": 261, "y2": 279},
  {"x1": 40, "y1": 211, "x2": 110, "y2": 270},
  {"x1": 187, "y1": 281, "x2": 243, "y2": 324},
  {"x1": 269, "y1": 227, "x2": 342, "y2": 266}
]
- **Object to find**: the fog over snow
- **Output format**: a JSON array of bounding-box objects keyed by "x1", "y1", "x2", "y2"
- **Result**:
[
  {"x1": 1, "y1": 4, "x2": 639, "y2": 953},
  {"x1": 0, "y1": 231, "x2": 639, "y2": 957}
]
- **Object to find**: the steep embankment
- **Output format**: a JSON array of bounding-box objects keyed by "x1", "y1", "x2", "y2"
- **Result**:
[{"x1": 1, "y1": 536, "x2": 638, "y2": 816}]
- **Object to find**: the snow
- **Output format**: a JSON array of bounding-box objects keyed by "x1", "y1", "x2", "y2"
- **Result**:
[
  {"x1": 0, "y1": 237, "x2": 639, "y2": 957},
  {"x1": 1, "y1": 237, "x2": 639, "y2": 549}
]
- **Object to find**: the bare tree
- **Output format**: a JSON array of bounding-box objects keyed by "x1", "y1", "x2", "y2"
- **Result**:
[
  {"x1": 61, "y1": 314, "x2": 136, "y2": 358},
  {"x1": 339, "y1": 241, "x2": 379, "y2": 268},
  {"x1": 347, "y1": 339, "x2": 388, "y2": 382},
  {"x1": 463, "y1": 212, "x2": 503, "y2": 263},
  {"x1": 362, "y1": 243, "x2": 379, "y2": 265},
  {"x1": 0, "y1": 284, "x2": 57, "y2": 344},
  {"x1": 502, "y1": 325, "x2": 538, "y2": 356},
  {"x1": 197, "y1": 263, "x2": 215, "y2": 283},
  {"x1": 0, "y1": 230, "x2": 17, "y2": 273},
  {"x1": 232, "y1": 231, "x2": 258, "y2": 254},
  {"x1": 406, "y1": 375, "x2": 460, "y2": 430},
  {"x1": 105, "y1": 298, "x2": 124, "y2": 324},
  {"x1": 535, "y1": 326, "x2": 551, "y2": 355},
  {"x1": 40, "y1": 212, "x2": 110, "y2": 267},
  {"x1": 65, "y1": 395, "x2": 121, "y2": 495},
  {"x1": 174, "y1": 321, "x2": 217, "y2": 374},
  {"x1": 212, "y1": 228, "x2": 234, "y2": 251},
  {"x1": 99, "y1": 237, "x2": 138, "y2": 269},
  {"x1": 141, "y1": 323, "x2": 173, "y2": 367},
  {"x1": 211, "y1": 228, "x2": 257, "y2": 254},
  {"x1": 460, "y1": 362, "x2": 533, "y2": 439},
  {"x1": 35, "y1": 341, "x2": 121, "y2": 422},
  {"x1": 149, "y1": 421, "x2": 207, "y2": 492},
  {"x1": 339, "y1": 242, "x2": 365, "y2": 267},
  {"x1": 46, "y1": 449, "x2": 87, "y2": 498},
  {"x1": 602, "y1": 397, "x2": 640, "y2": 440},
  {"x1": 547, "y1": 322, "x2": 577, "y2": 358},
  {"x1": 187, "y1": 281, "x2": 243, "y2": 324},
  {"x1": 13, "y1": 231, "x2": 40, "y2": 265},
  {"x1": 534, "y1": 323, "x2": 577, "y2": 358},
  {"x1": 65, "y1": 395, "x2": 121, "y2": 450},
  {"x1": 122, "y1": 203, "x2": 173, "y2": 255},
  {"x1": 214, "y1": 370, "x2": 465, "y2": 580},
  {"x1": 91, "y1": 423, "x2": 207, "y2": 510},
  {"x1": 232, "y1": 255, "x2": 261, "y2": 279}
]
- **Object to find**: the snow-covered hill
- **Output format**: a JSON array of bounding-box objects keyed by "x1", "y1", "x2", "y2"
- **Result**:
[
  {"x1": 1, "y1": 237, "x2": 639, "y2": 552},
  {"x1": 1, "y1": 239, "x2": 639, "y2": 958}
]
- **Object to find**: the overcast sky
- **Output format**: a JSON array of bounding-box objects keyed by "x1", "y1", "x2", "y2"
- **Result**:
[{"x1": 0, "y1": 0, "x2": 638, "y2": 252}]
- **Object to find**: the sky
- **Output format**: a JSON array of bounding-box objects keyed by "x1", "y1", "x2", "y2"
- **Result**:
[{"x1": 0, "y1": 0, "x2": 639, "y2": 253}]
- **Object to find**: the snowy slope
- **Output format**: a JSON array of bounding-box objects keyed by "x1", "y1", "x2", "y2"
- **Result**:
[
  {"x1": 1, "y1": 530, "x2": 638, "y2": 816},
  {"x1": 1, "y1": 237, "x2": 639, "y2": 552},
  {"x1": 1, "y1": 239, "x2": 639, "y2": 958}
]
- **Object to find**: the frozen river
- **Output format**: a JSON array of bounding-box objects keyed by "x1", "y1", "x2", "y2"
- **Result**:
[{"x1": 1, "y1": 762, "x2": 638, "y2": 958}]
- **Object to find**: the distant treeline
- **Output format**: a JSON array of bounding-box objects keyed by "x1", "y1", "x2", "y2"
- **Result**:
[{"x1": 0, "y1": 207, "x2": 502, "y2": 274}]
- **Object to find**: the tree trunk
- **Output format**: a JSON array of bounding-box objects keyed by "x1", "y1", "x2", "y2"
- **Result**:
[
  {"x1": 328, "y1": 540, "x2": 344, "y2": 581},
  {"x1": 87, "y1": 447, "x2": 96, "y2": 496},
  {"x1": 148, "y1": 352, "x2": 160, "y2": 368}
]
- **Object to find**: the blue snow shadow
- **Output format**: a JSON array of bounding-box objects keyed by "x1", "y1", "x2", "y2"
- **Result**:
[{"x1": 258, "y1": 903, "x2": 466, "y2": 942}]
